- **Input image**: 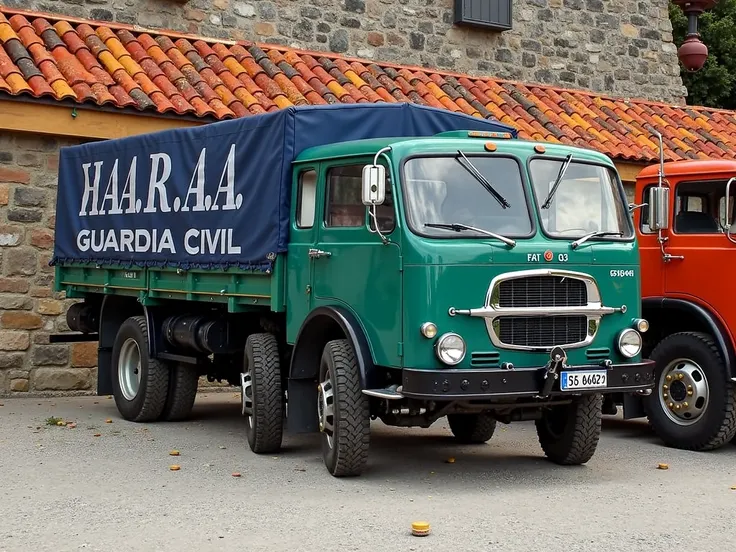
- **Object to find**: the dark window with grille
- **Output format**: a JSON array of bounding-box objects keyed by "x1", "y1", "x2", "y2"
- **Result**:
[{"x1": 454, "y1": 0, "x2": 512, "y2": 31}]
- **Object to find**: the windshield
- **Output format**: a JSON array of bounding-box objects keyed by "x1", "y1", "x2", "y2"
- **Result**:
[
  {"x1": 529, "y1": 159, "x2": 633, "y2": 239},
  {"x1": 402, "y1": 156, "x2": 533, "y2": 238}
]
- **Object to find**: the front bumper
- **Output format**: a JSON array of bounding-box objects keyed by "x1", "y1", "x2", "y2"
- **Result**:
[{"x1": 400, "y1": 360, "x2": 656, "y2": 401}]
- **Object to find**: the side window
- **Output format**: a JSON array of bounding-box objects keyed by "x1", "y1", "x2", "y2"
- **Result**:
[
  {"x1": 296, "y1": 169, "x2": 317, "y2": 229},
  {"x1": 325, "y1": 165, "x2": 365, "y2": 228},
  {"x1": 674, "y1": 185, "x2": 719, "y2": 234},
  {"x1": 719, "y1": 195, "x2": 735, "y2": 227},
  {"x1": 639, "y1": 185, "x2": 655, "y2": 234},
  {"x1": 325, "y1": 163, "x2": 395, "y2": 232}
]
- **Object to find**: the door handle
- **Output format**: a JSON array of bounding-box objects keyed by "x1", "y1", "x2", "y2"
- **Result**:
[{"x1": 308, "y1": 248, "x2": 332, "y2": 259}]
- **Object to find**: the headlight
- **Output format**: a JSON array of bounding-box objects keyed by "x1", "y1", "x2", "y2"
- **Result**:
[
  {"x1": 435, "y1": 333, "x2": 466, "y2": 365},
  {"x1": 617, "y1": 329, "x2": 642, "y2": 358}
]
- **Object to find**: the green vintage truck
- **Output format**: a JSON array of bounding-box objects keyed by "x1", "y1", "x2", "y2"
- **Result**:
[{"x1": 51, "y1": 103, "x2": 655, "y2": 476}]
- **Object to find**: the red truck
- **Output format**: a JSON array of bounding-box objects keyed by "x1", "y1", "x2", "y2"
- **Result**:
[{"x1": 620, "y1": 138, "x2": 736, "y2": 451}]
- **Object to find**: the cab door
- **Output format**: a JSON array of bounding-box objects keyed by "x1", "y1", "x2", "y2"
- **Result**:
[
  {"x1": 285, "y1": 165, "x2": 319, "y2": 342},
  {"x1": 310, "y1": 158, "x2": 403, "y2": 368},
  {"x1": 663, "y1": 178, "x2": 735, "y2": 324}
]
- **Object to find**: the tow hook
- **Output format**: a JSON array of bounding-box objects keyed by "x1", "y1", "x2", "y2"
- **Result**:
[{"x1": 536, "y1": 346, "x2": 567, "y2": 399}]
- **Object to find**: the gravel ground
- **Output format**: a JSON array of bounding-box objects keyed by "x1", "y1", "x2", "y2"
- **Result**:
[{"x1": 1, "y1": 392, "x2": 735, "y2": 552}]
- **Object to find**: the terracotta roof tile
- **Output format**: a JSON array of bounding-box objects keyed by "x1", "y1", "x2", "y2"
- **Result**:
[{"x1": 5, "y1": 8, "x2": 736, "y2": 163}]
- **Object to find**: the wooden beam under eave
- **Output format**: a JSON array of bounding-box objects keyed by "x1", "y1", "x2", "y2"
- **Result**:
[
  {"x1": 615, "y1": 160, "x2": 652, "y2": 183},
  {"x1": 0, "y1": 100, "x2": 202, "y2": 140}
]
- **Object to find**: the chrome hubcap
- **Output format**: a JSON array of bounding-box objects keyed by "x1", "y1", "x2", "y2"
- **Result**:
[
  {"x1": 118, "y1": 338, "x2": 142, "y2": 401},
  {"x1": 658, "y1": 358, "x2": 709, "y2": 426},
  {"x1": 241, "y1": 370, "x2": 253, "y2": 424},
  {"x1": 318, "y1": 371, "x2": 335, "y2": 448}
]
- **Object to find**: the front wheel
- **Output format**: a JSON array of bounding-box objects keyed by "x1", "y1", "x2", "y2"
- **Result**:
[
  {"x1": 536, "y1": 393, "x2": 602, "y2": 465},
  {"x1": 111, "y1": 316, "x2": 170, "y2": 422},
  {"x1": 318, "y1": 339, "x2": 370, "y2": 477},
  {"x1": 447, "y1": 413, "x2": 497, "y2": 444},
  {"x1": 644, "y1": 332, "x2": 736, "y2": 451},
  {"x1": 242, "y1": 333, "x2": 284, "y2": 454}
]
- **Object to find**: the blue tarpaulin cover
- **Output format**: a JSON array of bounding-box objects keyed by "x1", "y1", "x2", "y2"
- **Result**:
[{"x1": 52, "y1": 102, "x2": 517, "y2": 271}]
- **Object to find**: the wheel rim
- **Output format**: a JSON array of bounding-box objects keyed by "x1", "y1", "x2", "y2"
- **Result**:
[
  {"x1": 241, "y1": 369, "x2": 253, "y2": 426},
  {"x1": 658, "y1": 358, "x2": 709, "y2": 426},
  {"x1": 118, "y1": 338, "x2": 142, "y2": 401},
  {"x1": 317, "y1": 368, "x2": 335, "y2": 448}
]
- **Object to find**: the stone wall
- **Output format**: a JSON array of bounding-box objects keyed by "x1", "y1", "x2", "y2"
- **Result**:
[
  {"x1": 4, "y1": 0, "x2": 686, "y2": 103},
  {"x1": 0, "y1": 131, "x2": 98, "y2": 396}
]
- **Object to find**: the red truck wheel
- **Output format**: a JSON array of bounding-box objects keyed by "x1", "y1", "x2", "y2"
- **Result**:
[
  {"x1": 318, "y1": 339, "x2": 370, "y2": 477},
  {"x1": 644, "y1": 332, "x2": 736, "y2": 451},
  {"x1": 111, "y1": 316, "x2": 171, "y2": 422}
]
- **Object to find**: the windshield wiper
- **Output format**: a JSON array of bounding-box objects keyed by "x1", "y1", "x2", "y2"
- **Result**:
[
  {"x1": 455, "y1": 150, "x2": 510, "y2": 209},
  {"x1": 541, "y1": 153, "x2": 573, "y2": 209},
  {"x1": 570, "y1": 231, "x2": 623, "y2": 250},
  {"x1": 425, "y1": 222, "x2": 516, "y2": 248}
]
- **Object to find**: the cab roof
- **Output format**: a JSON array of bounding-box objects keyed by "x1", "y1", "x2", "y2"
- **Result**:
[
  {"x1": 637, "y1": 159, "x2": 736, "y2": 179},
  {"x1": 294, "y1": 134, "x2": 616, "y2": 166}
]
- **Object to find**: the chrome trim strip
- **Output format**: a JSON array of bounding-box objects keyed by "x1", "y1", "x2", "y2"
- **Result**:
[{"x1": 449, "y1": 268, "x2": 624, "y2": 352}]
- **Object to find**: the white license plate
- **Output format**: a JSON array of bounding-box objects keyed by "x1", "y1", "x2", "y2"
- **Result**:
[{"x1": 560, "y1": 370, "x2": 607, "y2": 391}]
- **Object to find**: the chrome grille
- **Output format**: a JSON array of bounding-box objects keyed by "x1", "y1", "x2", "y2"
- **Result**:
[
  {"x1": 498, "y1": 276, "x2": 587, "y2": 308},
  {"x1": 497, "y1": 316, "x2": 587, "y2": 348}
]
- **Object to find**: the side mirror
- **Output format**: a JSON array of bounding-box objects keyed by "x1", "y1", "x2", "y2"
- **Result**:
[
  {"x1": 647, "y1": 186, "x2": 670, "y2": 230},
  {"x1": 362, "y1": 164, "x2": 386, "y2": 206},
  {"x1": 724, "y1": 177, "x2": 735, "y2": 232}
]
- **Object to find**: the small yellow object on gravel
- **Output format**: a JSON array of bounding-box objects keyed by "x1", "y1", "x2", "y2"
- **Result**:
[
  {"x1": 169, "y1": 465, "x2": 181, "y2": 471},
  {"x1": 411, "y1": 521, "x2": 430, "y2": 537},
  {"x1": 445, "y1": 457, "x2": 456, "y2": 464},
  {"x1": 657, "y1": 463, "x2": 669, "y2": 470},
  {"x1": 170, "y1": 450, "x2": 180, "y2": 456},
  {"x1": 56, "y1": 421, "x2": 65, "y2": 426},
  {"x1": 105, "y1": 419, "x2": 113, "y2": 423},
  {"x1": 731, "y1": 486, "x2": 736, "y2": 490}
]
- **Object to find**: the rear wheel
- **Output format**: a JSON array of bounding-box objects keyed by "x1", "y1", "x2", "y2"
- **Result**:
[
  {"x1": 447, "y1": 413, "x2": 497, "y2": 444},
  {"x1": 111, "y1": 316, "x2": 170, "y2": 422},
  {"x1": 536, "y1": 393, "x2": 602, "y2": 465},
  {"x1": 160, "y1": 364, "x2": 200, "y2": 421},
  {"x1": 318, "y1": 339, "x2": 370, "y2": 477},
  {"x1": 242, "y1": 333, "x2": 283, "y2": 454},
  {"x1": 644, "y1": 332, "x2": 736, "y2": 451}
]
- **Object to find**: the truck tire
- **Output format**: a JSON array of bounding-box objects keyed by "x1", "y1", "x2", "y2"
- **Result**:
[
  {"x1": 536, "y1": 393, "x2": 602, "y2": 465},
  {"x1": 242, "y1": 333, "x2": 283, "y2": 454},
  {"x1": 318, "y1": 339, "x2": 370, "y2": 477},
  {"x1": 643, "y1": 332, "x2": 736, "y2": 451},
  {"x1": 447, "y1": 413, "x2": 496, "y2": 444},
  {"x1": 111, "y1": 315, "x2": 170, "y2": 422},
  {"x1": 160, "y1": 364, "x2": 199, "y2": 422}
]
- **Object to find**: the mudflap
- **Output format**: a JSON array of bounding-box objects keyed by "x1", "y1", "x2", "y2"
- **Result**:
[
  {"x1": 286, "y1": 378, "x2": 319, "y2": 433},
  {"x1": 622, "y1": 392, "x2": 646, "y2": 420}
]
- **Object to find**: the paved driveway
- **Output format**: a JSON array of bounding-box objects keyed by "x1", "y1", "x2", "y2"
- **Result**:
[{"x1": 1, "y1": 393, "x2": 735, "y2": 552}]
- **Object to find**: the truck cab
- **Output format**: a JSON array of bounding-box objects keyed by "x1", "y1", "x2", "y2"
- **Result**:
[
  {"x1": 284, "y1": 130, "x2": 655, "y2": 474},
  {"x1": 631, "y1": 159, "x2": 736, "y2": 451}
]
